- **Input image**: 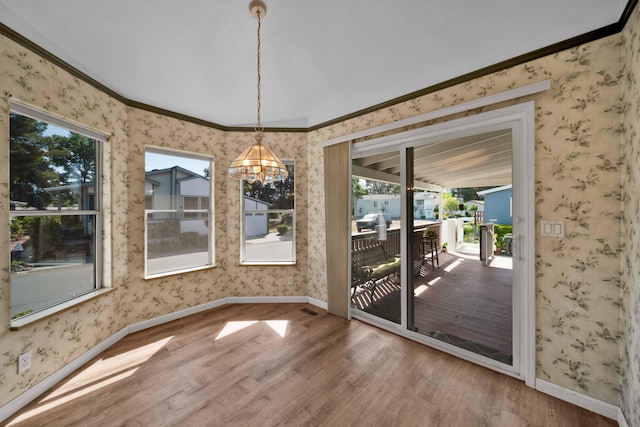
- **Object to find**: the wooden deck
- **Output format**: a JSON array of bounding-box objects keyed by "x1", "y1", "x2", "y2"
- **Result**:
[
  {"x1": 352, "y1": 244, "x2": 513, "y2": 362},
  {"x1": 5, "y1": 303, "x2": 615, "y2": 426}
]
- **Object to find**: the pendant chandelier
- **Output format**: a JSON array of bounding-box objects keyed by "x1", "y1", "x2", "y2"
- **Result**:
[{"x1": 228, "y1": 0, "x2": 288, "y2": 184}]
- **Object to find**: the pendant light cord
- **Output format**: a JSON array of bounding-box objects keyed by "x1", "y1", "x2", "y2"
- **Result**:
[{"x1": 255, "y1": 10, "x2": 263, "y2": 134}]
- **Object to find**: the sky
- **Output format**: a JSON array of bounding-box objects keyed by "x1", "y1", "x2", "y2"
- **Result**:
[
  {"x1": 43, "y1": 123, "x2": 69, "y2": 137},
  {"x1": 44, "y1": 123, "x2": 210, "y2": 176},
  {"x1": 145, "y1": 151, "x2": 211, "y2": 177}
]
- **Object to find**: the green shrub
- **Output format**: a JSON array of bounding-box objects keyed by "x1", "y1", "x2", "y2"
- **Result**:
[
  {"x1": 493, "y1": 224, "x2": 512, "y2": 249},
  {"x1": 276, "y1": 224, "x2": 289, "y2": 235},
  {"x1": 281, "y1": 213, "x2": 293, "y2": 226},
  {"x1": 493, "y1": 224, "x2": 512, "y2": 238}
]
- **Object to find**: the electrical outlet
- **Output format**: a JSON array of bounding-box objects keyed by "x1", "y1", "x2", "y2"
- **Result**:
[{"x1": 18, "y1": 351, "x2": 31, "y2": 374}]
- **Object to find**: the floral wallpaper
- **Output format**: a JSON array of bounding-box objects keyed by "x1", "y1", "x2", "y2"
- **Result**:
[
  {"x1": 0, "y1": 33, "x2": 308, "y2": 410},
  {"x1": 124, "y1": 113, "x2": 309, "y2": 324},
  {"x1": 0, "y1": 10, "x2": 637, "y2": 424},
  {"x1": 310, "y1": 36, "x2": 624, "y2": 407},
  {"x1": 621, "y1": 5, "x2": 640, "y2": 426},
  {"x1": 0, "y1": 34, "x2": 129, "y2": 406}
]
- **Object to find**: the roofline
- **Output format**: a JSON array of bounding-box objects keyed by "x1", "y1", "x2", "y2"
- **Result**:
[
  {"x1": 145, "y1": 166, "x2": 204, "y2": 179},
  {"x1": 477, "y1": 184, "x2": 513, "y2": 195}
]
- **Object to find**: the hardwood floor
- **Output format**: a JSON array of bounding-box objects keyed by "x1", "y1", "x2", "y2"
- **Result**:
[
  {"x1": 352, "y1": 249, "x2": 513, "y2": 360},
  {"x1": 5, "y1": 303, "x2": 615, "y2": 427},
  {"x1": 414, "y1": 251, "x2": 513, "y2": 356}
]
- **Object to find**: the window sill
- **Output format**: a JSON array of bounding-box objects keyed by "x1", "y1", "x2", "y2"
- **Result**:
[
  {"x1": 10, "y1": 287, "x2": 115, "y2": 331},
  {"x1": 240, "y1": 261, "x2": 297, "y2": 266},
  {"x1": 144, "y1": 264, "x2": 217, "y2": 280}
]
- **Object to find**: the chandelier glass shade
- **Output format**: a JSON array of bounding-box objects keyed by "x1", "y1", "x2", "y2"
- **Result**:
[
  {"x1": 228, "y1": 0, "x2": 287, "y2": 183},
  {"x1": 228, "y1": 132, "x2": 289, "y2": 184}
]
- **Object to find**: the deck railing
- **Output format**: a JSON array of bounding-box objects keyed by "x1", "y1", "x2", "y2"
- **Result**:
[{"x1": 352, "y1": 222, "x2": 441, "y2": 260}]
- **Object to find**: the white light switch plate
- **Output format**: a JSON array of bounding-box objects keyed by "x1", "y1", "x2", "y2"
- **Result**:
[{"x1": 540, "y1": 220, "x2": 564, "y2": 237}]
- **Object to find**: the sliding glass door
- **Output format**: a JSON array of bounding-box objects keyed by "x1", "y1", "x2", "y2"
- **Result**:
[
  {"x1": 409, "y1": 130, "x2": 515, "y2": 366},
  {"x1": 350, "y1": 170, "x2": 402, "y2": 325},
  {"x1": 348, "y1": 103, "x2": 536, "y2": 382}
]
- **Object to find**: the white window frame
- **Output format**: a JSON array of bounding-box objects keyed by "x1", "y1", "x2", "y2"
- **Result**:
[
  {"x1": 144, "y1": 146, "x2": 215, "y2": 278},
  {"x1": 9, "y1": 101, "x2": 110, "y2": 329},
  {"x1": 240, "y1": 160, "x2": 295, "y2": 265}
]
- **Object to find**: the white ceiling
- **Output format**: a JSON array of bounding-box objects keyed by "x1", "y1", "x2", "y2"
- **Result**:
[
  {"x1": 0, "y1": 0, "x2": 629, "y2": 128},
  {"x1": 353, "y1": 129, "x2": 513, "y2": 189}
]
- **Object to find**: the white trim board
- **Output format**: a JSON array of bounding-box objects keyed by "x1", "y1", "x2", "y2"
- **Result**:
[
  {"x1": 350, "y1": 102, "x2": 537, "y2": 386},
  {"x1": 536, "y1": 380, "x2": 627, "y2": 425},
  {"x1": 321, "y1": 79, "x2": 550, "y2": 148},
  {"x1": 10, "y1": 99, "x2": 109, "y2": 142},
  {"x1": 128, "y1": 296, "x2": 319, "y2": 334},
  {"x1": 0, "y1": 326, "x2": 128, "y2": 424},
  {"x1": 2, "y1": 296, "x2": 626, "y2": 425}
]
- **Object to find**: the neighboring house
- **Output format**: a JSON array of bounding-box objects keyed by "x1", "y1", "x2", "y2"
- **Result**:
[
  {"x1": 477, "y1": 185, "x2": 512, "y2": 225},
  {"x1": 355, "y1": 193, "x2": 441, "y2": 220},
  {"x1": 354, "y1": 192, "x2": 477, "y2": 220},
  {"x1": 145, "y1": 166, "x2": 210, "y2": 235},
  {"x1": 354, "y1": 194, "x2": 400, "y2": 219},
  {"x1": 243, "y1": 196, "x2": 270, "y2": 237},
  {"x1": 414, "y1": 192, "x2": 437, "y2": 219}
]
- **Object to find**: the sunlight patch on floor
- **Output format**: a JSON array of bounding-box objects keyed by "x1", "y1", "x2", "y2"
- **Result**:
[
  {"x1": 414, "y1": 276, "x2": 442, "y2": 296},
  {"x1": 8, "y1": 369, "x2": 139, "y2": 425},
  {"x1": 444, "y1": 258, "x2": 464, "y2": 272},
  {"x1": 264, "y1": 320, "x2": 288, "y2": 338},
  {"x1": 8, "y1": 336, "x2": 174, "y2": 425},
  {"x1": 215, "y1": 320, "x2": 289, "y2": 340},
  {"x1": 44, "y1": 336, "x2": 173, "y2": 401}
]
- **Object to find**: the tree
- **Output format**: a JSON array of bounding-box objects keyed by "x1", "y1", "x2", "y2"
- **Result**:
[
  {"x1": 243, "y1": 164, "x2": 294, "y2": 209},
  {"x1": 244, "y1": 181, "x2": 276, "y2": 204},
  {"x1": 443, "y1": 193, "x2": 460, "y2": 217},
  {"x1": 47, "y1": 133, "x2": 95, "y2": 184},
  {"x1": 270, "y1": 164, "x2": 295, "y2": 209},
  {"x1": 9, "y1": 114, "x2": 59, "y2": 209},
  {"x1": 352, "y1": 178, "x2": 368, "y2": 216},
  {"x1": 46, "y1": 132, "x2": 96, "y2": 208},
  {"x1": 450, "y1": 186, "x2": 493, "y2": 202},
  {"x1": 365, "y1": 180, "x2": 400, "y2": 195}
]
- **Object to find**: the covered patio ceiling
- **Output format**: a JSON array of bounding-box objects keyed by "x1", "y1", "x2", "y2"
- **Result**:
[{"x1": 352, "y1": 129, "x2": 512, "y2": 191}]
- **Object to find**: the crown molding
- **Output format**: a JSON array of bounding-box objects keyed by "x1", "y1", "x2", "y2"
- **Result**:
[
  {"x1": 308, "y1": 0, "x2": 639, "y2": 131},
  {"x1": 1, "y1": 0, "x2": 637, "y2": 133}
]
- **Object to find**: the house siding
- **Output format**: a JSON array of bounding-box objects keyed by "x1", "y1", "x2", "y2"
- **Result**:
[{"x1": 482, "y1": 188, "x2": 512, "y2": 225}]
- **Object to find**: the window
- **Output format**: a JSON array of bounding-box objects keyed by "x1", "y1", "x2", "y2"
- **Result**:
[
  {"x1": 241, "y1": 161, "x2": 295, "y2": 264},
  {"x1": 9, "y1": 109, "x2": 104, "y2": 321},
  {"x1": 145, "y1": 147, "x2": 214, "y2": 277}
]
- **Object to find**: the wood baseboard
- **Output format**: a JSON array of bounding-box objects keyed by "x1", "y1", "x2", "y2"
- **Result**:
[
  {"x1": 0, "y1": 326, "x2": 128, "y2": 424},
  {"x1": 535, "y1": 379, "x2": 626, "y2": 424},
  {"x1": 2, "y1": 298, "x2": 628, "y2": 426}
]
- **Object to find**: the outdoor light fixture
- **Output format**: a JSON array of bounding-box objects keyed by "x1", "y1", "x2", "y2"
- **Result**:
[{"x1": 228, "y1": 0, "x2": 288, "y2": 184}]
